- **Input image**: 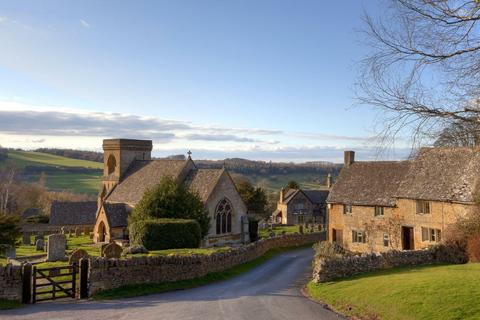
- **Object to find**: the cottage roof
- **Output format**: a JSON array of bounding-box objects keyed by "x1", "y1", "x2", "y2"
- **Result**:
[
  {"x1": 107, "y1": 160, "x2": 186, "y2": 204},
  {"x1": 281, "y1": 189, "x2": 329, "y2": 205},
  {"x1": 49, "y1": 201, "x2": 97, "y2": 225},
  {"x1": 104, "y1": 203, "x2": 129, "y2": 228},
  {"x1": 186, "y1": 169, "x2": 224, "y2": 202},
  {"x1": 327, "y1": 161, "x2": 411, "y2": 207},
  {"x1": 23, "y1": 208, "x2": 39, "y2": 219},
  {"x1": 281, "y1": 189, "x2": 299, "y2": 204},
  {"x1": 397, "y1": 147, "x2": 480, "y2": 202}
]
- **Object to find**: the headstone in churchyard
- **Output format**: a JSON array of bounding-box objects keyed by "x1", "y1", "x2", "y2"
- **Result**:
[
  {"x1": 47, "y1": 234, "x2": 66, "y2": 261},
  {"x1": 61, "y1": 227, "x2": 66, "y2": 235},
  {"x1": 36, "y1": 239, "x2": 44, "y2": 251},
  {"x1": 22, "y1": 233, "x2": 31, "y2": 245},
  {"x1": 5, "y1": 248, "x2": 16, "y2": 259},
  {"x1": 305, "y1": 221, "x2": 309, "y2": 229},
  {"x1": 68, "y1": 248, "x2": 89, "y2": 266},
  {"x1": 294, "y1": 232, "x2": 299, "y2": 235},
  {"x1": 310, "y1": 226, "x2": 315, "y2": 233},
  {"x1": 318, "y1": 225, "x2": 323, "y2": 232},
  {"x1": 100, "y1": 243, "x2": 109, "y2": 257},
  {"x1": 269, "y1": 232, "x2": 276, "y2": 238},
  {"x1": 34, "y1": 235, "x2": 44, "y2": 244},
  {"x1": 69, "y1": 229, "x2": 73, "y2": 238},
  {"x1": 282, "y1": 230, "x2": 286, "y2": 235},
  {"x1": 299, "y1": 225, "x2": 304, "y2": 234},
  {"x1": 103, "y1": 243, "x2": 122, "y2": 259},
  {"x1": 84, "y1": 226, "x2": 90, "y2": 236},
  {"x1": 90, "y1": 234, "x2": 94, "y2": 240},
  {"x1": 75, "y1": 227, "x2": 82, "y2": 237}
]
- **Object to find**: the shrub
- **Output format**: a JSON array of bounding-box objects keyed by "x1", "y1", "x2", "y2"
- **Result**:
[
  {"x1": 248, "y1": 219, "x2": 259, "y2": 242},
  {"x1": 129, "y1": 219, "x2": 201, "y2": 250},
  {"x1": 0, "y1": 215, "x2": 22, "y2": 253},
  {"x1": 442, "y1": 211, "x2": 480, "y2": 262},
  {"x1": 466, "y1": 232, "x2": 480, "y2": 262},
  {"x1": 26, "y1": 214, "x2": 49, "y2": 224}
]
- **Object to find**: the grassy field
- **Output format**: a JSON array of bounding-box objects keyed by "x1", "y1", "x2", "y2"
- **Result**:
[
  {"x1": 307, "y1": 263, "x2": 480, "y2": 320},
  {"x1": 250, "y1": 172, "x2": 326, "y2": 192},
  {"x1": 258, "y1": 225, "x2": 300, "y2": 238}
]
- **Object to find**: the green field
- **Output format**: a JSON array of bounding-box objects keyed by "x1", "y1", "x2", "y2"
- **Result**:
[
  {"x1": 5, "y1": 151, "x2": 102, "y2": 194},
  {"x1": 307, "y1": 263, "x2": 480, "y2": 320},
  {"x1": 249, "y1": 172, "x2": 326, "y2": 193}
]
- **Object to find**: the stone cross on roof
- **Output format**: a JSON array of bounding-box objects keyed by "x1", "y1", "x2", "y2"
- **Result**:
[{"x1": 187, "y1": 150, "x2": 192, "y2": 157}]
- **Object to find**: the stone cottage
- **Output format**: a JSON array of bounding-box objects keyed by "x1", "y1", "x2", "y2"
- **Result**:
[
  {"x1": 327, "y1": 148, "x2": 480, "y2": 252},
  {"x1": 93, "y1": 139, "x2": 249, "y2": 247},
  {"x1": 272, "y1": 185, "x2": 329, "y2": 227}
]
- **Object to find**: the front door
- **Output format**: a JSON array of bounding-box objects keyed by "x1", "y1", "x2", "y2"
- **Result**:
[
  {"x1": 402, "y1": 227, "x2": 414, "y2": 250},
  {"x1": 332, "y1": 229, "x2": 343, "y2": 247}
]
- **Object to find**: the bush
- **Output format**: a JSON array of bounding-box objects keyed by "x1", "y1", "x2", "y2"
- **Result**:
[
  {"x1": 466, "y1": 232, "x2": 480, "y2": 262},
  {"x1": 442, "y1": 211, "x2": 480, "y2": 263},
  {"x1": 129, "y1": 219, "x2": 201, "y2": 250},
  {"x1": 26, "y1": 214, "x2": 49, "y2": 224},
  {"x1": 0, "y1": 215, "x2": 22, "y2": 253},
  {"x1": 248, "y1": 219, "x2": 259, "y2": 242}
]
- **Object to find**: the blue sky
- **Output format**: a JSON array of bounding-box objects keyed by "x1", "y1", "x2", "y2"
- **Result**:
[{"x1": 0, "y1": 1, "x2": 408, "y2": 162}]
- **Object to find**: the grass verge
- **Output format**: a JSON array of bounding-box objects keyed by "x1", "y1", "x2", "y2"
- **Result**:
[
  {"x1": 306, "y1": 263, "x2": 480, "y2": 320},
  {"x1": 92, "y1": 243, "x2": 314, "y2": 300},
  {"x1": 0, "y1": 298, "x2": 22, "y2": 310}
]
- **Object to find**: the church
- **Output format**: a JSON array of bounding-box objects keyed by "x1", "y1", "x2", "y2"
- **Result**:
[{"x1": 93, "y1": 139, "x2": 249, "y2": 247}]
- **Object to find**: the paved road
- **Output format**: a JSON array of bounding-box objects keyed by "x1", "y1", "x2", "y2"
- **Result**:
[{"x1": 1, "y1": 248, "x2": 344, "y2": 320}]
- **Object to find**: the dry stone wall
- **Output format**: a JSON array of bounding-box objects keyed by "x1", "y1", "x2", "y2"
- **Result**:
[
  {"x1": 313, "y1": 248, "x2": 443, "y2": 283},
  {"x1": 0, "y1": 263, "x2": 22, "y2": 301},
  {"x1": 89, "y1": 232, "x2": 325, "y2": 296}
]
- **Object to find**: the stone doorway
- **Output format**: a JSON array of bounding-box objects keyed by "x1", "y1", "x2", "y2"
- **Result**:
[
  {"x1": 98, "y1": 221, "x2": 106, "y2": 242},
  {"x1": 402, "y1": 226, "x2": 414, "y2": 250}
]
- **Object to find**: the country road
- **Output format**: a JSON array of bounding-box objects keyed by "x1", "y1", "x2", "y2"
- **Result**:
[{"x1": 1, "y1": 248, "x2": 345, "y2": 320}]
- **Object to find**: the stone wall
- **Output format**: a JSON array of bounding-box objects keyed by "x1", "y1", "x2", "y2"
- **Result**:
[
  {"x1": 313, "y1": 248, "x2": 441, "y2": 283},
  {"x1": 89, "y1": 231, "x2": 326, "y2": 296},
  {"x1": 0, "y1": 263, "x2": 23, "y2": 301}
]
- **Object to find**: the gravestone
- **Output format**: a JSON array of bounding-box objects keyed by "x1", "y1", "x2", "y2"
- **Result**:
[
  {"x1": 22, "y1": 233, "x2": 31, "y2": 245},
  {"x1": 5, "y1": 248, "x2": 16, "y2": 259},
  {"x1": 75, "y1": 227, "x2": 82, "y2": 237},
  {"x1": 282, "y1": 230, "x2": 286, "y2": 235},
  {"x1": 305, "y1": 221, "x2": 309, "y2": 229},
  {"x1": 269, "y1": 232, "x2": 276, "y2": 238},
  {"x1": 36, "y1": 239, "x2": 44, "y2": 251},
  {"x1": 34, "y1": 235, "x2": 44, "y2": 244},
  {"x1": 318, "y1": 225, "x2": 323, "y2": 232},
  {"x1": 61, "y1": 227, "x2": 66, "y2": 235},
  {"x1": 294, "y1": 232, "x2": 299, "y2": 235},
  {"x1": 299, "y1": 225, "x2": 304, "y2": 234},
  {"x1": 90, "y1": 234, "x2": 94, "y2": 240},
  {"x1": 69, "y1": 229, "x2": 73, "y2": 238},
  {"x1": 47, "y1": 234, "x2": 66, "y2": 261},
  {"x1": 310, "y1": 226, "x2": 315, "y2": 233},
  {"x1": 100, "y1": 243, "x2": 109, "y2": 257},
  {"x1": 84, "y1": 226, "x2": 90, "y2": 236},
  {"x1": 68, "y1": 248, "x2": 89, "y2": 266},
  {"x1": 103, "y1": 243, "x2": 122, "y2": 259}
]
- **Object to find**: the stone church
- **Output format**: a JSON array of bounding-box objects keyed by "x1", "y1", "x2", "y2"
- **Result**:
[{"x1": 93, "y1": 139, "x2": 249, "y2": 247}]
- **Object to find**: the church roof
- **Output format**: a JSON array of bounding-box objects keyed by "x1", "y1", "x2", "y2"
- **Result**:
[
  {"x1": 104, "y1": 203, "x2": 129, "y2": 228},
  {"x1": 49, "y1": 201, "x2": 97, "y2": 225},
  {"x1": 107, "y1": 160, "x2": 186, "y2": 204},
  {"x1": 327, "y1": 161, "x2": 411, "y2": 207},
  {"x1": 186, "y1": 169, "x2": 224, "y2": 202}
]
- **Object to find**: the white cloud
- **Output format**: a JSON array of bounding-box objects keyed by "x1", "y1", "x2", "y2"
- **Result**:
[{"x1": 80, "y1": 20, "x2": 90, "y2": 27}]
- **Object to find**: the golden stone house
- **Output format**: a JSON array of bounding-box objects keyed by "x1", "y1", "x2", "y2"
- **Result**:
[
  {"x1": 272, "y1": 186, "x2": 329, "y2": 228},
  {"x1": 93, "y1": 139, "x2": 249, "y2": 247},
  {"x1": 327, "y1": 148, "x2": 480, "y2": 252}
]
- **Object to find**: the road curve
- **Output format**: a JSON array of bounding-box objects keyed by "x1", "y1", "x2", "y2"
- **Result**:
[{"x1": 1, "y1": 248, "x2": 345, "y2": 320}]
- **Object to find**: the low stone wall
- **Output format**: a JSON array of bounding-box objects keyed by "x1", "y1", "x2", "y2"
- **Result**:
[
  {"x1": 313, "y1": 248, "x2": 441, "y2": 283},
  {"x1": 89, "y1": 231, "x2": 326, "y2": 296},
  {"x1": 0, "y1": 263, "x2": 23, "y2": 301}
]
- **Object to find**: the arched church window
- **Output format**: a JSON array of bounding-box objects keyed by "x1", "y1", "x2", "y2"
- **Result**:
[
  {"x1": 215, "y1": 198, "x2": 233, "y2": 234},
  {"x1": 107, "y1": 154, "x2": 116, "y2": 175}
]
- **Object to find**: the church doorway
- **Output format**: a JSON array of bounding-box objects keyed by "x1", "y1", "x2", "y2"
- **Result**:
[{"x1": 98, "y1": 221, "x2": 106, "y2": 242}]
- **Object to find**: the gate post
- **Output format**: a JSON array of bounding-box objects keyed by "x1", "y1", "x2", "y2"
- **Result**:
[
  {"x1": 79, "y1": 258, "x2": 89, "y2": 299},
  {"x1": 22, "y1": 263, "x2": 32, "y2": 304}
]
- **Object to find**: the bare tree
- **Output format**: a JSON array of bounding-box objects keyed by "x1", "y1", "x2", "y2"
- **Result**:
[
  {"x1": 0, "y1": 160, "x2": 20, "y2": 214},
  {"x1": 434, "y1": 119, "x2": 480, "y2": 147},
  {"x1": 357, "y1": 1, "x2": 480, "y2": 150}
]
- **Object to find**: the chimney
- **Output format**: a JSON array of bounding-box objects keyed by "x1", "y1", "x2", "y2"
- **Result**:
[
  {"x1": 279, "y1": 187, "x2": 284, "y2": 203},
  {"x1": 327, "y1": 174, "x2": 332, "y2": 189},
  {"x1": 344, "y1": 151, "x2": 355, "y2": 166}
]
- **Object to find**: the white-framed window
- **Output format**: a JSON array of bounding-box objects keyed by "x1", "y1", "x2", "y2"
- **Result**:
[
  {"x1": 352, "y1": 230, "x2": 366, "y2": 243},
  {"x1": 416, "y1": 201, "x2": 431, "y2": 214},
  {"x1": 344, "y1": 204, "x2": 352, "y2": 214},
  {"x1": 375, "y1": 206, "x2": 384, "y2": 216},
  {"x1": 421, "y1": 227, "x2": 441, "y2": 242},
  {"x1": 383, "y1": 234, "x2": 389, "y2": 247},
  {"x1": 294, "y1": 203, "x2": 304, "y2": 210}
]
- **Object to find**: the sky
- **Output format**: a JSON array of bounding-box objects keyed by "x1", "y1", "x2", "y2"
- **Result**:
[{"x1": 0, "y1": 1, "x2": 411, "y2": 162}]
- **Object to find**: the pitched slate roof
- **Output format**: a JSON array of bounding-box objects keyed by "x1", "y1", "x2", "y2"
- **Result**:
[
  {"x1": 186, "y1": 169, "x2": 224, "y2": 202},
  {"x1": 107, "y1": 160, "x2": 186, "y2": 204},
  {"x1": 104, "y1": 203, "x2": 129, "y2": 228},
  {"x1": 397, "y1": 147, "x2": 480, "y2": 202},
  {"x1": 23, "y1": 208, "x2": 39, "y2": 219},
  {"x1": 49, "y1": 201, "x2": 97, "y2": 225},
  {"x1": 281, "y1": 189, "x2": 299, "y2": 204},
  {"x1": 303, "y1": 190, "x2": 330, "y2": 204},
  {"x1": 327, "y1": 161, "x2": 412, "y2": 207}
]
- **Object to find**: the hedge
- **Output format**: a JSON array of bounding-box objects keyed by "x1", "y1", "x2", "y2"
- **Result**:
[{"x1": 129, "y1": 219, "x2": 201, "y2": 250}]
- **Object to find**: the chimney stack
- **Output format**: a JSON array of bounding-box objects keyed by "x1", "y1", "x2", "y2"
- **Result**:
[
  {"x1": 344, "y1": 151, "x2": 355, "y2": 166},
  {"x1": 279, "y1": 187, "x2": 284, "y2": 203},
  {"x1": 327, "y1": 174, "x2": 332, "y2": 189}
]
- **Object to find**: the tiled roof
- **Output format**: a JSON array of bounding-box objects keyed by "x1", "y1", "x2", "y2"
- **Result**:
[
  {"x1": 327, "y1": 161, "x2": 411, "y2": 207},
  {"x1": 49, "y1": 201, "x2": 97, "y2": 225},
  {"x1": 23, "y1": 208, "x2": 39, "y2": 219},
  {"x1": 107, "y1": 160, "x2": 186, "y2": 204},
  {"x1": 281, "y1": 189, "x2": 299, "y2": 204},
  {"x1": 105, "y1": 203, "x2": 129, "y2": 228},
  {"x1": 187, "y1": 169, "x2": 224, "y2": 202},
  {"x1": 303, "y1": 190, "x2": 330, "y2": 204}
]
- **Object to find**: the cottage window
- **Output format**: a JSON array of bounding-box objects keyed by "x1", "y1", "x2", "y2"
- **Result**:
[
  {"x1": 344, "y1": 204, "x2": 352, "y2": 214},
  {"x1": 383, "y1": 234, "x2": 389, "y2": 247},
  {"x1": 296, "y1": 215, "x2": 305, "y2": 224},
  {"x1": 375, "y1": 206, "x2": 384, "y2": 216},
  {"x1": 416, "y1": 201, "x2": 430, "y2": 214},
  {"x1": 422, "y1": 227, "x2": 441, "y2": 242},
  {"x1": 215, "y1": 198, "x2": 233, "y2": 235},
  {"x1": 352, "y1": 230, "x2": 366, "y2": 243}
]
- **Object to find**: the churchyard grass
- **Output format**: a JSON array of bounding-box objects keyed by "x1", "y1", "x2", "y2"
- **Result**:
[
  {"x1": 258, "y1": 225, "x2": 299, "y2": 238},
  {"x1": 306, "y1": 263, "x2": 480, "y2": 320},
  {"x1": 92, "y1": 243, "x2": 314, "y2": 300}
]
